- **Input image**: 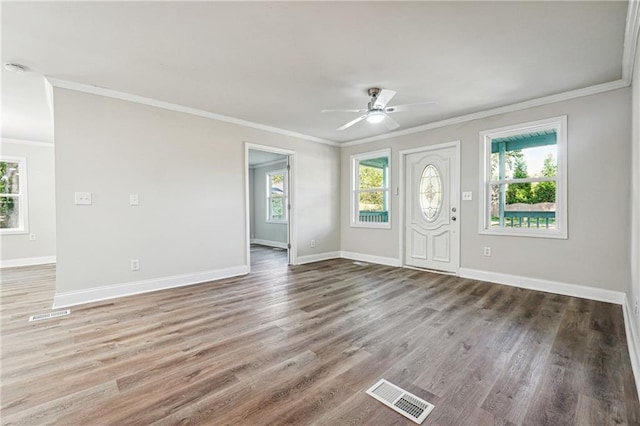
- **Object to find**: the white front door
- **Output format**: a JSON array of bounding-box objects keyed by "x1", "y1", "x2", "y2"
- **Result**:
[{"x1": 404, "y1": 145, "x2": 459, "y2": 273}]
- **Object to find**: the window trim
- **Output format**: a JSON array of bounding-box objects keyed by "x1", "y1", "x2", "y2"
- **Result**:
[
  {"x1": 266, "y1": 168, "x2": 288, "y2": 224},
  {"x1": 350, "y1": 148, "x2": 391, "y2": 229},
  {"x1": 0, "y1": 156, "x2": 29, "y2": 235},
  {"x1": 478, "y1": 116, "x2": 567, "y2": 239}
]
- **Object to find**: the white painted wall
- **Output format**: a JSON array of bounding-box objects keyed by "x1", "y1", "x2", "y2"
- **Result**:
[
  {"x1": 251, "y1": 160, "x2": 288, "y2": 246},
  {"x1": 341, "y1": 88, "x2": 632, "y2": 292},
  {"x1": 0, "y1": 139, "x2": 56, "y2": 266},
  {"x1": 53, "y1": 88, "x2": 340, "y2": 297}
]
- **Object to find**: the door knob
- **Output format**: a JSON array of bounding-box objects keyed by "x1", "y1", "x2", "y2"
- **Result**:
[
  {"x1": 452, "y1": 207, "x2": 457, "y2": 212},
  {"x1": 452, "y1": 216, "x2": 457, "y2": 221}
]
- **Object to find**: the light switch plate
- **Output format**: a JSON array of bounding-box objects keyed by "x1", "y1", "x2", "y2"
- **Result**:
[
  {"x1": 75, "y1": 192, "x2": 92, "y2": 205},
  {"x1": 462, "y1": 191, "x2": 473, "y2": 201},
  {"x1": 130, "y1": 194, "x2": 139, "y2": 206}
]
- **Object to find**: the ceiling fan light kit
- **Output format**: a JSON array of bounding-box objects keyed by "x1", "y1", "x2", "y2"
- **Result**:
[
  {"x1": 322, "y1": 87, "x2": 433, "y2": 132},
  {"x1": 366, "y1": 111, "x2": 385, "y2": 124}
]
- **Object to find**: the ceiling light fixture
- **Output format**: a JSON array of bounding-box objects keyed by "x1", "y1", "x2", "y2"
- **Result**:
[
  {"x1": 4, "y1": 63, "x2": 29, "y2": 73},
  {"x1": 366, "y1": 111, "x2": 385, "y2": 124}
]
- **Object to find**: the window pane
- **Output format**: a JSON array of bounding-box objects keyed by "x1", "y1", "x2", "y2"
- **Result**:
[
  {"x1": 269, "y1": 173, "x2": 285, "y2": 195},
  {"x1": 0, "y1": 196, "x2": 20, "y2": 229},
  {"x1": 358, "y1": 191, "x2": 388, "y2": 223},
  {"x1": 359, "y1": 157, "x2": 387, "y2": 190},
  {"x1": 489, "y1": 183, "x2": 556, "y2": 229},
  {"x1": 490, "y1": 133, "x2": 557, "y2": 181},
  {"x1": 419, "y1": 164, "x2": 442, "y2": 221},
  {"x1": 352, "y1": 150, "x2": 390, "y2": 228},
  {"x1": 482, "y1": 117, "x2": 565, "y2": 237},
  {"x1": 269, "y1": 197, "x2": 285, "y2": 220},
  {"x1": 0, "y1": 162, "x2": 20, "y2": 195}
]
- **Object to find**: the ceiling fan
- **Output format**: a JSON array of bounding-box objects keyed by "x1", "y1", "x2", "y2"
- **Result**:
[{"x1": 322, "y1": 88, "x2": 434, "y2": 131}]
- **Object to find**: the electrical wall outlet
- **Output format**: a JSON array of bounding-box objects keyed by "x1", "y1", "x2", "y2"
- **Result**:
[
  {"x1": 310, "y1": 239, "x2": 316, "y2": 248},
  {"x1": 29, "y1": 234, "x2": 36, "y2": 241},
  {"x1": 129, "y1": 194, "x2": 139, "y2": 206},
  {"x1": 483, "y1": 247, "x2": 491, "y2": 257},
  {"x1": 462, "y1": 191, "x2": 473, "y2": 201},
  {"x1": 130, "y1": 259, "x2": 140, "y2": 271},
  {"x1": 74, "y1": 192, "x2": 92, "y2": 205}
]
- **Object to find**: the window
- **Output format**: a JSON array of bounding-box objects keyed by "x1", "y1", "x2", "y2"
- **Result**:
[
  {"x1": 479, "y1": 116, "x2": 567, "y2": 238},
  {"x1": 351, "y1": 149, "x2": 391, "y2": 228},
  {"x1": 266, "y1": 169, "x2": 288, "y2": 223},
  {"x1": 0, "y1": 157, "x2": 28, "y2": 234}
]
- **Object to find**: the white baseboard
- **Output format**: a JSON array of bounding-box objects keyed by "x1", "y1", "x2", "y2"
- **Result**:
[
  {"x1": 296, "y1": 251, "x2": 401, "y2": 267},
  {"x1": 1, "y1": 256, "x2": 56, "y2": 268},
  {"x1": 340, "y1": 251, "x2": 402, "y2": 267},
  {"x1": 250, "y1": 239, "x2": 288, "y2": 249},
  {"x1": 52, "y1": 264, "x2": 249, "y2": 308},
  {"x1": 296, "y1": 251, "x2": 341, "y2": 265},
  {"x1": 623, "y1": 295, "x2": 640, "y2": 399},
  {"x1": 459, "y1": 267, "x2": 626, "y2": 305}
]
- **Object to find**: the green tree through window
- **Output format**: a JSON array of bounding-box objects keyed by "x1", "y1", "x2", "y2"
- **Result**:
[
  {"x1": 359, "y1": 164, "x2": 384, "y2": 210},
  {"x1": 0, "y1": 161, "x2": 20, "y2": 229},
  {"x1": 506, "y1": 153, "x2": 532, "y2": 204},
  {"x1": 532, "y1": 154, "x2": 557, "y2": 203}
]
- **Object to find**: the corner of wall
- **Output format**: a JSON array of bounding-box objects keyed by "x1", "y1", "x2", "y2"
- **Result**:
[{"x1": 624, "y1": 295, "x2": 640, "y2": 397}]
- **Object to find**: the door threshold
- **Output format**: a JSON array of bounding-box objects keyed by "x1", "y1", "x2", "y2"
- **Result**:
[{"x1": 403, "y1": 265, "x2": 458, "y2": 276}]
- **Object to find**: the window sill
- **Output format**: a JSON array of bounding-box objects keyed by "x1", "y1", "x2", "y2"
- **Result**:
[
  {"x1": 479, "y1": 228, "x2": 567, "y2": 239},
  {"x1": 0, "y1": 228, "x2": 28, "y2": 236},
  {"x1": 266, "y1": 220, "x2": 288, "y2": 225},
  {"x1": 351, "y1": 222, "x2": 391, "y2": 230}
]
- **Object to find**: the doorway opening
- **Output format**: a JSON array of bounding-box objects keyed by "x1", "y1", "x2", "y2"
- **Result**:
[{"x1": 246, "y1": 144, "x2": 296, "y2": 271}]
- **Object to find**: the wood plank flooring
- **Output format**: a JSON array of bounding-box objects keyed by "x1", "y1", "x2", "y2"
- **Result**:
[{"x1": 1, "y1": 246, "x2": 638, "y2": 425}]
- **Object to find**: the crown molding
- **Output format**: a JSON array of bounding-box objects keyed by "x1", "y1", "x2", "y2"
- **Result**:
[
  {"x1": 46, "y1": 77, "x2": 340, "y2": 147},
  {"x1": 623, "y1": 0, "x2": 640, "y2": 84},
  {"x1": 341, "y1": 79, "x2": 629, "y2": 147}
]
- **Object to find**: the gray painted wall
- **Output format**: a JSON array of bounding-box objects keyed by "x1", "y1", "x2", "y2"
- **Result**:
[
  {"x1": 628, "y1": 39, "x2": 640, "y2": 345},
  {"x1": 0, "y1": 140, "x2": 56, "y2": 262},
  {"x1": 341, "y1": 88, "x2": 631, "y2": 292},
  {"x1": 251, "y1": 160, "x2": 288, "y2": 245},
  {"x1": 53, "y1": 88, "x2": 340, "y2": 293}
]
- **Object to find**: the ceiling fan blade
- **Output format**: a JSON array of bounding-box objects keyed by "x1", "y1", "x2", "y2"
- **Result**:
[
  {"x1": 321, "y1": 108, "x2": 367, "y2": 113},
  {"x1": 337, "y1": 115, "x2": 367, "y2": 131},
  {"x1": 373, "y1": 89, "x2": 397, "y2": 109},
  {"x1": 383, "y1": 115, "x2": 400, "y2": 130},
  {"x1": 385, "y1": 101, "x2": 435, "y2": 113}
]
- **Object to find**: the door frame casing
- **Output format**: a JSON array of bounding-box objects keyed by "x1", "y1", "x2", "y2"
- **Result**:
[
  {"x1": 398, "y1": 140, "x2": 461, "y2": 273},
  {"x1": 244, "y1": 142, "x2": 297, "y2": 269}
]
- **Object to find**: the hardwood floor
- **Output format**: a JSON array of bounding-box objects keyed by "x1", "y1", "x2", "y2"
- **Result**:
[
  {"x1": 250, "y1": 244, "x2": 288, "y2": 271},
  {"x1": 1, "y1": 250, "x2": 639, "y2": 425}
]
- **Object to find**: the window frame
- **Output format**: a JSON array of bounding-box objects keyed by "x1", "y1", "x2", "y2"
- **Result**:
[
  {"x1": 266, "y1": 168, "x2": 288, "y2": 224},
  {"x1": 0, "y1": 156, "x2": 29, "y2": 235},
  {"x1": 351, "y1": 148, "x2": 391, "y2": 229},
  {"x1": 478, "y1": 116, "x2": 567, "y2": 239}
]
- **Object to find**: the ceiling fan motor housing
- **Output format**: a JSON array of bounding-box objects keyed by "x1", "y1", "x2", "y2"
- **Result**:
[
  {"x1": 367, "y1": 88, "x2": 382, "y2": 111},
  {"x1": 368, "y1": 87, "x2": 381, "y2": 102}
]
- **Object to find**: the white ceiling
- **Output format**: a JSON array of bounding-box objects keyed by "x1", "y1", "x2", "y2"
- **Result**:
[{"x1": 0, "y1": 1, "x2": 630, "y2": 144}]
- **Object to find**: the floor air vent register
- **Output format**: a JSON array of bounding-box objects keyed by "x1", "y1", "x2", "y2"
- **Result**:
[
  {"x1": 28, "y1": 310, "x2": 70, "y2": 322},
  {"x1": 366, "y1": 379, "x2": 435, "y2": 424}
]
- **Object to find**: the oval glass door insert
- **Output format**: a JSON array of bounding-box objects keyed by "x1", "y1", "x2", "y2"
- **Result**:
[{"x1": 419, "y1": 164, "x2": 442, "y2": 221}]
